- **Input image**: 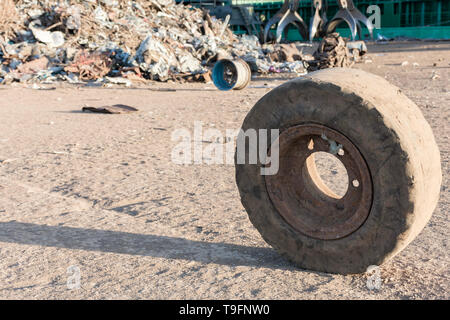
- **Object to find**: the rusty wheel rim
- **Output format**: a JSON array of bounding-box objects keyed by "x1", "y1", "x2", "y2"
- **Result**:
[{"x1": 265, "y1": 124, "x2": 373, "y2": 240}]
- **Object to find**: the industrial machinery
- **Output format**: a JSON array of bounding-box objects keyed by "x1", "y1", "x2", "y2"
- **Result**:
[
  {"x1": 180, "y1": 0, "x2": 450, "y2": 41},
  {"x1": 264, "y1": 0, "x2": 373, "y2": 42},
  {"x1": 263, "y1": 0, "x2": 308, "y2": 42},
  {"x1": 209, "y1": 4, "x2": 262, "y2": 37},
  {"x1": 324, "y1": 0, "x2": 374, "y2": 39},
  {"x1": 191, "y1": 0, "x2": 373, "y2": 42}
]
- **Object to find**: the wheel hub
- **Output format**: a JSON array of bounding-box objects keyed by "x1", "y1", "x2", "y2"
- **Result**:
[{"x1": 265, "y1": 124, "x2": 373, "y2": 240}]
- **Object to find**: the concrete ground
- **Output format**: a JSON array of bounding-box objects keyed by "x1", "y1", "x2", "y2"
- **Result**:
[{"x1": 0, "y1": 41, "x2": 448, "y2": 299}]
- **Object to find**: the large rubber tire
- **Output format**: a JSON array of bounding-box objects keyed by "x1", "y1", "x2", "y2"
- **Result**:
[{"x1": 235, "y1": 68, "x2": 442, "y2": 274}]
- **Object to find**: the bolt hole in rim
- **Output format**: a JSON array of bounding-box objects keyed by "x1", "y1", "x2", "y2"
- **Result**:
[{"x1": 265, "y1": 124, "x2": 373, "y2": 240}]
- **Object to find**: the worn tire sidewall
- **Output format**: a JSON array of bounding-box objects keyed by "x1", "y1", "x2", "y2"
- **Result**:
[{"x1": 235, "y1": 77, "x2": 415, "y2": 274}]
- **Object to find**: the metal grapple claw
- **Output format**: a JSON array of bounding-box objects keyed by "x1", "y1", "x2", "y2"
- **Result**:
[
  {"x1": 347, "y1": 2, "x2": 374, "y2": 39},
  {"x1": 263, "y1": 11, "x2": 286, "y2": 43},
  {"x1": 326, "y1": 0, "x2": 373, "y2": 40},
  {"x1": 309, "y1": 0, "x2": 328, "y2": 41},
  {"x1": 263, "y1": 0, "x2": 308, "y2": 43},
  {"x1": 277, "y1": 9, "x2": 308, "y2": 42}
]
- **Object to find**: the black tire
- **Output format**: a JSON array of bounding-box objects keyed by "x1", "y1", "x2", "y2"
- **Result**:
[{"x1": 235, "y1": 68, "x2": 442, "y2": 274}]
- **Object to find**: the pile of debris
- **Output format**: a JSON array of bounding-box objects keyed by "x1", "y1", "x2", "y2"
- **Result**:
[
  {"x1": 0, "y1": 0, "x2": 230, "y2": 84},
  {"x1": 307, "y1": 33, "x2": 366, "y2": 71},
  {"x1": 0, "y1": 0, "x2": 304, "y2": 85},
  {"x1": 0, "y1": 1, "x2": 365, "y2": 86}
]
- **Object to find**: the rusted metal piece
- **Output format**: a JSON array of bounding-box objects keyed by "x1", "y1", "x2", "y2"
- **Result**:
[
  {"x1": 15, "y1": 56, "x2": 49, "y2": 75},
  {"x1": 64, "y1": 50, "x2": 112, "y2": 81},
  {"x1": 265, "y1": 124, "x2": 372, "y2": 240},
  {"x1": 82, "y1": 104, "x2": 138, "y2": 114}
]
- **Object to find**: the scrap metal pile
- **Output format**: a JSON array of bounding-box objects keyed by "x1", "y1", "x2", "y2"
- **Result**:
[
  {"x1": 307, "y1": 32, "x2": 366, "y2": 71},
  {"x1": 0, "y1": 0, "x2": 364, "y2": 86}
]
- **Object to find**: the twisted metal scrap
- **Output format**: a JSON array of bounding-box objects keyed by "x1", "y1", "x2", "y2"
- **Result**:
[
  {"x1": 64, "y1": 50, "x2": 112, "y2": 81},
  {"x1": 307, "y1": 32, "x2": 354, "y2": 71}
]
